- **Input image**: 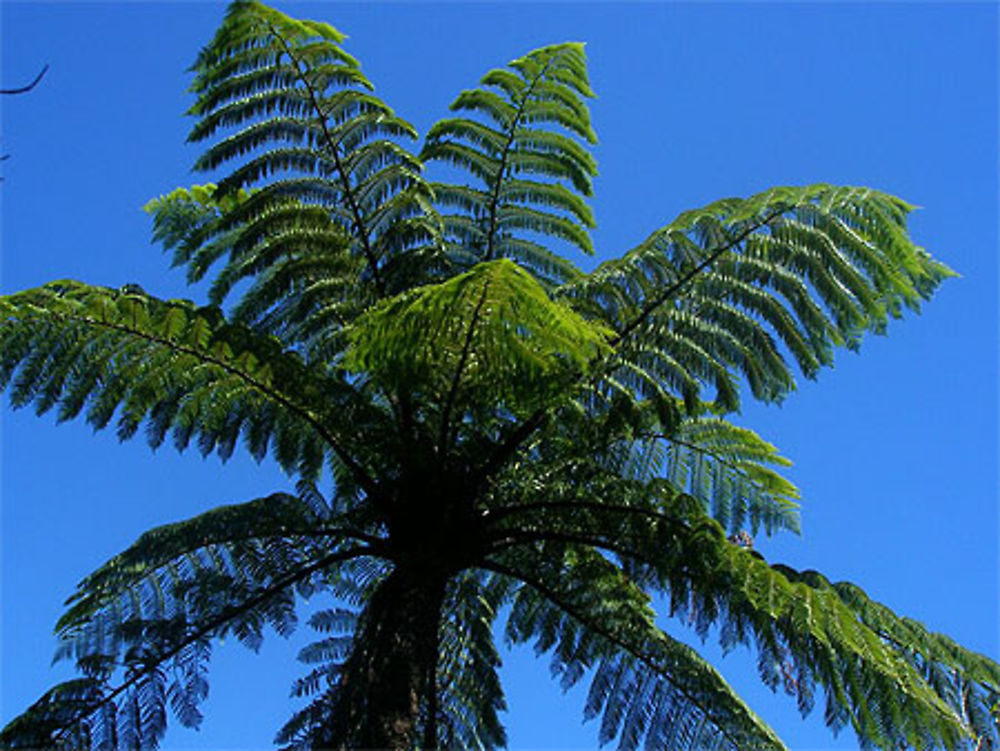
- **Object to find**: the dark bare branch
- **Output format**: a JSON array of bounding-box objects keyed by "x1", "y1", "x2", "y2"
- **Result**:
[{"x1": 1, "y1": 64, "x2": 48, "y2": 95}]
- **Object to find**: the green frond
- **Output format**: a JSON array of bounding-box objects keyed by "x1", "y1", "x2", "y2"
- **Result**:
[
  {"x1": 2, "y1": 490, "x2": 376, "y2": 750},
  {"x1": 567, "y1": 184, "x2": 956, "y2": 413},
  {"x1": 56, "y1": 492, "x2": 357, "y2": 637},
  {"x1": 651, "y1": 512, "x2": 976, "y2": 749},
  {"x1": 434, "y1": 572, "x2": 508, "y2": 750},
  {"x1": 0, "y1": 678, "x2": 115, "y2": 750},
  {"x1": 342, "y1": 258, "x2": 613, "y2": 416},
  {"x1": 182, "y1": 0, "x2": 441, "y2": 352},
  {"x1": 662, "y1": 416, "x2": 800, "y2": 535},
  {"x1": 0, "y1": 281, "x2": 378, "y2": 480},
  {"x1": 489, "y1": 547, "x2": 787, "y2": 751},
  {"x1": 485, "y1": 462, "x2": 984, "y2": 750},
  {"x1": 422, "y1": 41, "x2": 598, "y2": 271}
]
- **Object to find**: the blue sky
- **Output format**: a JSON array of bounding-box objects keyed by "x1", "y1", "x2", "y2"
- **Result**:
[{"x1": 1, "y1": 2, "x2": 997, "y2": 750}]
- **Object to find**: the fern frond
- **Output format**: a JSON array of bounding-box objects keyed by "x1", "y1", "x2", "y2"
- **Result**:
[
  {"x1": 657, "y1": 416, "x2": 800, "y2": 536},
  {"x1": 181, "y1": 0, "x2": 441, "y2": 356},
  {"x1": 485, "y1": 469, "x2": 981, "y2": 750},
  {"x1": 2, "y1": 490, "x2": 375, "y2": 750},
  {"x1": 434, "y1": 571, "x2": 508, "y2": 750},
  {"x1": 343, "y1": 258, "x2": 612, "y2": 424},
  {"x1": 487, "y1": 547, "x2": 787, "y2": 751},
  {"x1": 0, "y1": 281, "x2": 383, "y2": 487},
  {"x1": 422, "y1": 41, "x2": 597, "y2": 276},
  {"x1": 567, "y1": 185, "x2": 955, "y2": 413}
]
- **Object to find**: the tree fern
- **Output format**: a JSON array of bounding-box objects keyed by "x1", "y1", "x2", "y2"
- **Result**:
[{"x1": 2, "y1": 3, "x2": 996, "y2": 750}]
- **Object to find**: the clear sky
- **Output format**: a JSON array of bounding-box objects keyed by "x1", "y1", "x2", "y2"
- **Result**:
[{"x1": 1, "y1": 2, "x2": 997, "y2": 750}]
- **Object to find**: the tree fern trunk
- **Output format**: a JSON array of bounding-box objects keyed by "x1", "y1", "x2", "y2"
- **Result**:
[{"x1": 322, "y1": 565, "x2": 446, "y2": 750}]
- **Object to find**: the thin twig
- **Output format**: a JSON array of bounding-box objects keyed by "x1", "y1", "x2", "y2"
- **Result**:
[{"x1": 1, "y1": 64, "x2": 48, "y2": 95}]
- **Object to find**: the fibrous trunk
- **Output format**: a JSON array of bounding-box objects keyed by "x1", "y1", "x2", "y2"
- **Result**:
[{"x1": 319, "y1": 564, "x2": 447, "y2": 750}]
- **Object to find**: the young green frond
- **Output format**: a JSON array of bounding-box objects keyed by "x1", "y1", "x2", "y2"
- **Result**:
[{"x1": 343, "y1": 258, "x2": 612, "y2": 418}]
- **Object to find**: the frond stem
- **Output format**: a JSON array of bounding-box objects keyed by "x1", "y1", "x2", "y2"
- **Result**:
[
  {"x1": 485, "y1": 498, "x2": 677, "y2": 527},
  {"x1": 437, "y1": 273, "x2": 494, "y2": 459},
  {"x1": 485, "y1": 527, "x2": 645, "y2": 561},
  {"x1": 473, "y1": 407, "x2": 549, "y2": 492},
  {"x1": 482, "y1": 54, "x2": 555, "y2": 262}
]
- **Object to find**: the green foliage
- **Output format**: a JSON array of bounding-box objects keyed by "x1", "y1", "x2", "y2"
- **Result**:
[
  {"x1": 2, "y1": 2, "x2": 995, "y2": 751},
  {"x1": 0, "y1": 280, "x2": 389, "y2": 482},
  {"x1": 421, "y1": 42, "x2": 596, "y2": 286},
  {"x1": 344, "y1": 258, "x2": 612, "y2": 416},
  {"x1": 566, "y1": 185, "x2": 955, "y2": 413}
]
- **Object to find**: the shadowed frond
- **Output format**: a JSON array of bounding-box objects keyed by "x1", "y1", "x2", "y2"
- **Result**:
[
  {"x1": 486, "y1": 547, "x2": 786, "y2": 751},
  {"x1": 657, "y1": 415, "x2": 800, "y2": 536},
  {"x1": 485, "y1": 474, "x2": 985, "y2": 750},
  {"x1": 422, "y1": 42, "x2": 596, "y2": 287},
  {"x1": 0, "y1": 492, "x2": 378, "y2": 750},
  {"x1": 433, "y1": 571, "x2": 508, "y2": 750}
]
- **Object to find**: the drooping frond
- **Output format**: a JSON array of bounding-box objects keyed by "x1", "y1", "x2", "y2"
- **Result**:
[
  {"x1": 277, "y1": 570, "x2": 508, "y2": 751},
  {"x1": 486, "y1": 546, "x2": 787, "y2": 751},
  {"x1": 421, "y1": 42, "x2": 597, "y2": 287},
  {"x1": 0, "y1": 281, "x2": 386, "y2": 488},
  {"x1": 344, "y1": 258, "x2": 612, "y2": 429},
  {"x1": 183, "y1": 0, "x2": 441, "y2": 356},
  {"x1": 0, "y1": 492, "x2": 379, "y2": 750},
  {"x1": 433, "y1": 571, "x2": 508, "y2": 750},
  {"x1": 653, "y1": 519, "x2": 974, "y2": 750},
  {"x1": 657, "y1": 415, "x2": 800, "y2": 535},
  {"x1": 484, "y1": 469, "x2": 988, "y2": 750},
  {"x1": 276, "y1": 606, "x2": 361, "y2": 750},
  {"x1": 826, "y1": 578, "x2": 1000, "y2": 750},
  {"x1": 566, "y1": 185, "x2": 955, "y2": 413}
]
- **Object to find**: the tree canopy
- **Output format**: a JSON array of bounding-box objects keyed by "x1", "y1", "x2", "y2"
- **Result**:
[{"x1": 2, "y1": 2, "x2": 997, "y2": 750}]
